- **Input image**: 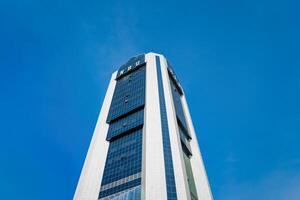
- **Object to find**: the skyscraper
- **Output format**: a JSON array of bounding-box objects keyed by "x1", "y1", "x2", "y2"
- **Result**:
[{"x1": 74, "y1": 53, "x2": 213, "y2": 200}]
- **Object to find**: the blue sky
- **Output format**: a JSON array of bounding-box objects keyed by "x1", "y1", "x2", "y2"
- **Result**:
[{"x1": 0, "y1": 0, "x2": 299, "y2": 199}]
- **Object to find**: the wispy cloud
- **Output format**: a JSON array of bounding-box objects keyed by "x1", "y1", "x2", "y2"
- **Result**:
[{"x1": 80, "y1": 2, "x2": 142, "y2": 87}]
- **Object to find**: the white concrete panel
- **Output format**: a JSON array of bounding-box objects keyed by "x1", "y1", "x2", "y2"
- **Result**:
[
  {"x1": 159, "y1": 55, "x2": 190, "y2": 200},
  {"x1": 142, "y1": 53, "x2": 167, "y2": 200},
  {"x1": 74, "y1": 72, "x2": 117, "y2": 200},
  {"x1": 181, "y1": 95, "x2": 213, "y2": 200}
]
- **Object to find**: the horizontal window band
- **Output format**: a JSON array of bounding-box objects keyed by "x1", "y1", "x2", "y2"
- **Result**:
[
  {"x1": 98, "y1": 186, "x2": 141, "y2": 200},
  {"x1": 99, "y1": 178, "x2": 141, "y2": 198},
  {"x1": 100, "y1": 172, "x2": 141, "y2": 192},
  {"x1": 107, "y1": 124, "x2": 144, "y2": 142},
  {"x1": 107, "y1": 105, "x2": 145, "y2": 124},
  {"x1": 106, "y1": 109, "x2": 144, "y2": 141}
]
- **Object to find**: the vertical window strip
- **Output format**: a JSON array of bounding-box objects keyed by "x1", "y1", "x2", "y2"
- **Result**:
[{"x1": 155, "y1": 56, "x2": 178, "y2": 200}]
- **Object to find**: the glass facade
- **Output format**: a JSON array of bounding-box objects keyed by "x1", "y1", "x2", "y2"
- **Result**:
[
  {"x1": 156, "y1": 56, "x2": 178, "y2": 200},
  {"x1": 75, "y1": 53, "x2": 212, "y2": 200},
  {"x1": 99, "y1": 56, "x2": 146, "y2": 200},
  {"x1": 99, "y1": 54, "x2": 200, "y2": 200},
  {"x1": 108, "y1": 186, "x2": 141, "y2": 200},
  {"x1": 168, "y1": 65, "x2": 199, "y2": 200},
  {"x1": 106, "y1": 66, "x2": 146, "y2": 123},
  {"x1": 106, "y1": 109, "x2": 144, "y2": 141}
]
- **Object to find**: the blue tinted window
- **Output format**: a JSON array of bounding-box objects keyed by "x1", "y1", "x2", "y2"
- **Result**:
[
  {"x1": 117, "y1": 54, "x2": 145, "y2": 78},
  {"x1": 179, "y1": 127, "x2": 192, "y2": 156},
  {"x1": 170, "y1": 78, "x2": 188, "y2": 131},
  {"x1": 101, "y1": 63, "x2": 145, "y2": 199},
  {"x1": 99, "y1": 179, "x2": 141, "y2": 198},
  {"x1": 167, "y1": 64, "x2": 199, "y2": 200},
  {"x1": 107, "y1": 67, "x2": 146, "y2": 122},
  {"x1": 101, "y1": 186, "x2": 141, "y2": 200},
  {"x1": 156, "y1": 56, "x2": 177, "y2": 200},
  {"x1": 101, "y1": 129, "x2": 143, "y2": 186},
  {"x1": 106, "y1": 109, "x2": 144, "y2": 141}
]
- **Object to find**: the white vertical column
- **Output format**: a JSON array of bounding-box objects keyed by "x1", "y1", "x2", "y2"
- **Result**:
[
  {"x1": 159, "y1": 55, "x2": 191, "y2": 200},
  {"x1": 74, "y1": 72, "x2": 117, "y2": 200},
  {"x1": 181, "y1": 95, "x2": 214, "y2": 200},
  {"x1": 142, "y1": 53, "x2": 167, "y2": 200}
]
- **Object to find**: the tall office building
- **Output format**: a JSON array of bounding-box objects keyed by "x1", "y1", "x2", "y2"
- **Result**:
[{"x1": 74, "y1": 53, "x2": 213, "y2": 200}]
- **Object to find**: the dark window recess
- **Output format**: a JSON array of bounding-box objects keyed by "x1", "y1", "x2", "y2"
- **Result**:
[
  {"x1": 177, "y1": 117, "x2": 191, "y2": 140},
  {"x1": 167, "y1": 67, "x2": 183, "y2": 95},
  {"x1": 169, "y1": 77, "x2": 187, "y2": 128},
  {"x1": 179, "y1": 127, "x2": 192, "y2": 156}
]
